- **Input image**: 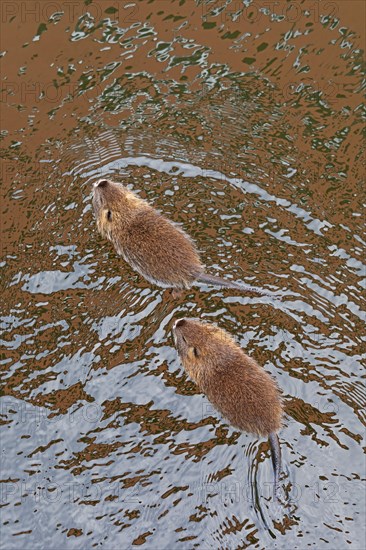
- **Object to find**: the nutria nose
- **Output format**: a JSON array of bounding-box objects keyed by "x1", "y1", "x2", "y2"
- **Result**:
[
  {"x1": 95, "y1": 179, "x2": 108, "y2": 188},
  {"x1": 174, "y1": 318, "x2": 186, "y2": 329}
]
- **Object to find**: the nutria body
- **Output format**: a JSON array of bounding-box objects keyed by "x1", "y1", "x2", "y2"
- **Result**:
[
  {"x1": 92, "y1": 179, "x2": 271, "y2": 296},
  {"x1": 172, "y1": 318, "x2": 283, "y2": 493}
]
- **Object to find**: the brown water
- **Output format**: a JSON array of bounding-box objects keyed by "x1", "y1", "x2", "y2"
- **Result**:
[{"x1": 1, "y1": 1, "x2": 365, "y2": 548}]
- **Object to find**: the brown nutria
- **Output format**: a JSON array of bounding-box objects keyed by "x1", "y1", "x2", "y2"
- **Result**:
[
  {"x1": 92, "y1": 179, "x2": 273, "y2": 296},
  {"x1": 172, "y1": 317, "x2": 283, "y2": 496}
]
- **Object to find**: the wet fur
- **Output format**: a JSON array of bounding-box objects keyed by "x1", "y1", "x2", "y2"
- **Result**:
[
  {"x1": 93, "y1": 180, "x2": 203, "y2": 289},
  {"x1": 92, "y1": 180, "x2": 270, "y2": 295},
  {"x1": 173, "y1": 319, "x2": 283, "y2": 436},
  {"x1": 173, "y1": 319, "x2": 283, "y2": 493}
]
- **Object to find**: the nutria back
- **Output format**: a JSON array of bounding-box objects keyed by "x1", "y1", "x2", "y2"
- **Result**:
[
  {"x1": 173, "y1": 318, "x2": 283, "y2": 436},
  {"x1": 92, "y1": 179, "x2": 203, "y2": 289}
]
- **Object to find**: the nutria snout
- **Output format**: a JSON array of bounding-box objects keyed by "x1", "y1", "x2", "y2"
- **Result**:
[
  {"x1": 95, "y1": 179, "x2": 108, "y2": 188},
  {"x1": 92, "y1": 179, "x2": 273, "y2": 296},
  {"x1": 173, "y1": 317, "x2": 283, "y2": 493}
]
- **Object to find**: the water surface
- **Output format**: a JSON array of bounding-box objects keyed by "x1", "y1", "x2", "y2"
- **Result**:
[{"x1": 1, "y1": 1, "x2": 365, "y2": 548}]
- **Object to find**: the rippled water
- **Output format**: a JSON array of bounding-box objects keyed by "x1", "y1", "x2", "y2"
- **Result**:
[{"x1": 1, "y1": 1, "x2": 365, "y2": 548}]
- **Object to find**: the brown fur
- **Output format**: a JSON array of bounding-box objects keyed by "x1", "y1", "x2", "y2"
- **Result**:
[
  {"x1": 92, "y1": 179, "x2": 203, "y2": 289},
  {"x1": 173, "y1": 318, "x2": 283, "y2": 436},
  {"x1": 92, "y1": 179, "x2": 271, "y2": 296}
]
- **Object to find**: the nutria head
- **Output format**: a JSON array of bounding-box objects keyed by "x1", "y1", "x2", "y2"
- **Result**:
[
  {"x1": 92, "y1": 179, "x2": 145, "y2": 239},
  {"x1": 173, "y1": 318, "x2": 240, "y2": 373},
  {"x1": 92, "y1": 179, "x2": 125, "y2": 225}
]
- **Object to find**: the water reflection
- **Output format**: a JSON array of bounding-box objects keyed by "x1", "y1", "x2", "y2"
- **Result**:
[{"x1": 1, "y1": 0, "x2": 365, "y2": 548}]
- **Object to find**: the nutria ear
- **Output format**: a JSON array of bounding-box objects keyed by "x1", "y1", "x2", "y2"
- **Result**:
[
  {"x1": 187, "y1": 347, "x2": 199, "y2": 360},
  {"x1": 102, "y1": 208, "x2": 112, "y2": 222}
]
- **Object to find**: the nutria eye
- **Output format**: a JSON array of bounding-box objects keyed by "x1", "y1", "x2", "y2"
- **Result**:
[
  {"x1": 107, "y1": 210, "x2": 112, "y2": 221},
  {"x1": 193, "y1": 347, "x2": 199, "y2": 358}
]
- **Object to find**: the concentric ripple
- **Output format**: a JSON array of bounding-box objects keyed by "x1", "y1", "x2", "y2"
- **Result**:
[{"x1": 1, "y1": 1, "x2": 365, "y2": 548}]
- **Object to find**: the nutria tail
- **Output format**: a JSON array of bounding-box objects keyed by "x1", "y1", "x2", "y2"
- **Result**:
[
  {"x1": 197, "y1": 273, "x2": 275, "y2": 297},
  {"x1": 269, "y1": 432, "x2": 282, "y2": 500}
]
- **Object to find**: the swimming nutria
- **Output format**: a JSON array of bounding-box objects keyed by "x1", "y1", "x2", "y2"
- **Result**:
[
  {"x1": 92, "y1": 179, "x2": 272, "y2": 296},
  {"x1": 172, "y1": 317, "x2": 283, "y2": 496}
]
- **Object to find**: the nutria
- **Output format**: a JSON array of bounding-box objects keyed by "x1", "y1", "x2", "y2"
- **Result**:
[
  {"x1": 92, "y1": 179, "x2": 273, "y2": 296},
  {"x1": 172, "y1": 317, "x2": 283, "y2": 496}
]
